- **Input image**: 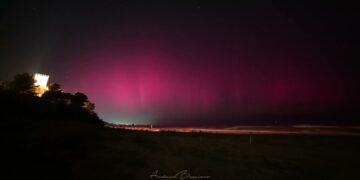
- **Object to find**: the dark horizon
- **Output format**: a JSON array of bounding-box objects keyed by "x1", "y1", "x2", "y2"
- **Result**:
[{"x1": 0, "y1": 1, "x2": 357, "y2": 125}]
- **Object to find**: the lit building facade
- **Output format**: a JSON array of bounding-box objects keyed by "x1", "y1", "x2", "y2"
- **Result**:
[{"x1": 34, "y1": 73, "x2": 49, "y2": 96}]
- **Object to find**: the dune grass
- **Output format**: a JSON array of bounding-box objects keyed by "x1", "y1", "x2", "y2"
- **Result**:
[{"x1": 2, "y1": 119, "x2": 360, "y2": 180}]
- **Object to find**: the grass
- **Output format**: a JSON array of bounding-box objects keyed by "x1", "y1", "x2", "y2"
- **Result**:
[{"x1": 2, "y1": 119, "x2": 360, "y2": 180}]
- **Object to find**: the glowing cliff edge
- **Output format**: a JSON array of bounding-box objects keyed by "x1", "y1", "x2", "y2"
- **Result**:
[{"x1": 34, "y1": 73, "x2": 49, "y2": 96}]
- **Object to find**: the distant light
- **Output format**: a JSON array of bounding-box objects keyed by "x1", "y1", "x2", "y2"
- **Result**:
[
  {"x1": 34, "y1": 73, "x2": 49, "y2": 96},
  {"x1": 34, "y1": 73, "x2": 49, "y2": 87}
]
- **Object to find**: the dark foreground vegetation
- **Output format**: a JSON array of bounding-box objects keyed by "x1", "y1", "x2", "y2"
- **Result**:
[
  {"x1": 2, "y1": 121, "x2": 360, "y2": 180},
  {"x1": 1, "y1": 74, "x2": 360, "y2": 180}
]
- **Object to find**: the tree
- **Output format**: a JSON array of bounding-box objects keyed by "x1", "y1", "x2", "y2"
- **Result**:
[
  {"x1": 71, "y1": 92, "x2": 88, "y2": 109},
  {"x1": 70, "y1": 92, "x2": 96, "y2": 113},
  {"x1": 8, "y1": 73, "x2": 36, "y2": 94},
  {"x1": 2, "y1": 72, "x2": 103, "y2": 125},
  {"x1": 42, "y1": 83, "x2": 63, "y2": 102},
  {"x1": 83, "y1": 101, "x2": 95, "y2": 113},
  {"x1": 48, "y1": 83, "x2": 62, "y2": 92},
  {"x1": 42, "y1": 83, "x2": 73, "y2": 105}
]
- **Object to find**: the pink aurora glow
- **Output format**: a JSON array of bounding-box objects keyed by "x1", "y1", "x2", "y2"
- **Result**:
[{"x1": 60, "y1": 42, "x2": 347, "y2": 124}]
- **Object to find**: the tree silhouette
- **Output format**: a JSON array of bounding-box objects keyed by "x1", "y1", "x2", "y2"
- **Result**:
[
  {"x1": 42, "y1": 83, "x2": 63, "y2": 103},
  {"x1": 70, "y1": 92, "x2": 96, "y2": 113},
  {"x1": 48, "y1": 83, "x2": 62, "y2": 92},
  {"x1": 42, "y1": 83, "x2": 74, "y2": 106},
  {"x1": 71, "y1": 92, "x2": 88, "y2": 109},
  {"x1": 8, "y1": 73, "x2": 36, "y2": 94},
  {"x1": 1, "y1": 72, "x2": 103, "y2": 125},
  {"x1": 83, "y1": 101, "x2": 95, "y2": 113}
]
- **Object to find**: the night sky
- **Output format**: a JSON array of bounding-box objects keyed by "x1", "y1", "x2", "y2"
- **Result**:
[{"x1": 0, "y1": 1, "x2": 357, "y2": 125}]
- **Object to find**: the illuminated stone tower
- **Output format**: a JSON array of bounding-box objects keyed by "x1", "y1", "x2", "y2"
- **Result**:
[{"x1": 34, "y1": 73, "x2": 49, "y2": 96}]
